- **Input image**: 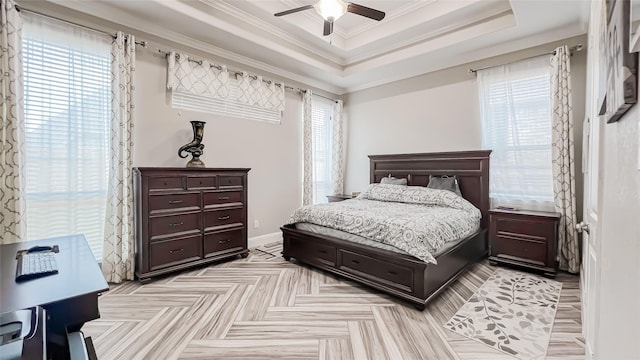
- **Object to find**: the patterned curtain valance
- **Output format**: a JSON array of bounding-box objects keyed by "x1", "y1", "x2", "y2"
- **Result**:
[
  {"x1": 166, "y1": 51, "x2": 230, "y2": 99},
  {"x1": 166, "y1": 52, "x2": 286, "y2": 112},
  {"x1": 236, "y1": 72, "x2": 286, "y2": 112}
]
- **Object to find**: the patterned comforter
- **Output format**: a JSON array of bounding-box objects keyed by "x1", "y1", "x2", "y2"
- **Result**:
[{"x1": 288, "y1": 184, "x2": 481, "y2": 264}]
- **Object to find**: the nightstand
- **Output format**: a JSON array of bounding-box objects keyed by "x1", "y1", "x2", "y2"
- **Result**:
[
  {"x1": 488, "y1": 209, "x2": 561, "y2": 277},
  {"x1": 326, "y1": 194, "x2": 352, "y2": 203}
]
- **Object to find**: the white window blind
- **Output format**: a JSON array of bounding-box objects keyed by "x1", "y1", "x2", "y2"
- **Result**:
[
  {"x1": 311, "y1": 96, "x2": 334, "y2": 204},
  {"x1": 171, "y1": 79, "x2": 282, "y2": 124},
  {"x1": 478, "y1": 55, "x2": 554, "y2": 210},
  {"x1": 22, "y1": 13, "x2": 112, "y2": 260}
]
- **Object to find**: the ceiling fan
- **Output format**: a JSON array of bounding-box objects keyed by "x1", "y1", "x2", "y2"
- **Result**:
[{"x1": 274, "y1": 0, "x2": 386, "y2": 36}]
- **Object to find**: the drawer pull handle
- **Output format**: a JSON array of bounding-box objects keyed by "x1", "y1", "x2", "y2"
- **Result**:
[
  {"x1": 351, "y1": 260, "x2": 360, "y2": 264},
  {"x1": 169, "y1": 248, "x2": 184, "y2": 254},
  {"x1": 218, "y1": 239, "x2": 231, "y2": 244},
  {"x1": 218, "y1": 196, "x2": 230, "y2": 200},
  {"x1": 218, "y1": 215, "x2": 230, "y2": 220},
  {"x1": 387, "y1": 271, "x2": 398, "y2": 276},
  {"x1": 318, "y1": 250, "x2": 327, "y2": 254},
  {"x1": 168, "y1": 200, "x2": 183, "y2": 204},
  {"x1": 169, "y1": 222, "x2": 184, "y2": 227}
]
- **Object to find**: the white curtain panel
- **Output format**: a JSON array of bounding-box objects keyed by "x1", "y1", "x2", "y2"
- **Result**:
[
  {"x1": 102, "y1": 32, "x2": 136, "y2": 283},
  {"x1": 236, "y1": 72, "x2": 285, "y2": 111},
  {"x1": 0, "y1": 0, "x2": 25, "y2": 244},
  {"x1": 551, "y1": 45, "x2": 580, "y2": 274},
  {"x1": 331, "y1": 99, "x2": 345, "y2": 196},
  {"x1": 302, "y1": 89, "x2": 313, "y2": 206},
  {"x1": 167, "y1": 51, "x2": 230, "y2": 99}
]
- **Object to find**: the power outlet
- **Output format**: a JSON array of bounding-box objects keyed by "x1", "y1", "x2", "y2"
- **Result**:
[{"x1": 253, "y1": 220, "x2": 259, "y2": 229}]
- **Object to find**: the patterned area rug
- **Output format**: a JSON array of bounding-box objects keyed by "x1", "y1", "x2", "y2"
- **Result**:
[{"x1": 445, "y1": 268, "x2": 562, "y2": 360}]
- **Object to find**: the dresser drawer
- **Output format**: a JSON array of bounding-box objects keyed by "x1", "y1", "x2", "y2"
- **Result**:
[
  {"x1": 492, "y1": 234, "x2": 547, "y2": 265},
  {"x1": 149, "y1": 235, "x2": 201, "y2": 271},
  {"x1": 149, "y1": 192, "x2": 200, "y2": 214},
  {"x1": 204, "y1": 208, "x2": 244, "y2": 230},
  {"x1": 218, "y1": 175, "x2": 243, "y2": 188},
  {"x1": 203, "y1": 229, "x2": 245, "y2": 257},
  {"x1": 338, "y1": 250, "x2": 413, "y2": 292},
  {"x1": 187, "y1": 176, "x2": 216, "y2": 190},
  {"x1": 203, "y1": 190, "x2": 243, "y2": 207},
  {"x1": 150, "y1": 212, "x2": 201, "y2": 240},
  {"x1": 148, "y1": 176, "x2": 184, "y2": 191}
]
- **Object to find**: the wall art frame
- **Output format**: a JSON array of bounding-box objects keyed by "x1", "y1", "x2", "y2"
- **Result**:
[{"x1": 600, "y1": 0, "x2": 638, "y2": 123}]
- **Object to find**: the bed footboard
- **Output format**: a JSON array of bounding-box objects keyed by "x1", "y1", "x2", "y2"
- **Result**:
[{"x1": 281, "y1": 223, "x2": 487, "y2": 309}]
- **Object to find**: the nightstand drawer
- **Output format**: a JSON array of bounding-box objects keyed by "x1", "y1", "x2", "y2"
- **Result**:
[
  {"x1": 493, "y1": 217, "x2": 554, "y2": 239},
  {"x1": 492, "y1": 234, "x2": 547, "y2": 265}
]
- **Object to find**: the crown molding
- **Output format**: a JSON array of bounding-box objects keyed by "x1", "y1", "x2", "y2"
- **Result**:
[{"x1": 341, "y1": 0, "x2": 437, "y2": 39}]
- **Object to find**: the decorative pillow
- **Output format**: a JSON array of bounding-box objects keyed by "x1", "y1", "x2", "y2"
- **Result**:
[
  {"x1": 357, "y1": 183, "x2": 480, "y2": 219},
  {"x1": 427, "y1": 175, "x2": 462, "y2": 197},
  {"x1": 380, "y1": 176, "x2": 408, "y2": 186}
]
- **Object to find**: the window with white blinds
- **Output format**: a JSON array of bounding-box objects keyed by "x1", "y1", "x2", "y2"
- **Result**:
[
  {"x1": 478, "y1": 55, "x2": 554, "y2": 210},
  {"x1": 311, "y1": 96, "x2": 334, "y2": 204},
  {"x1": 22, "y1": 13, "x2": 112, "y2": 260},
  {"x1": 171, "y1": 79, "x2": 281, "y2": 124}
]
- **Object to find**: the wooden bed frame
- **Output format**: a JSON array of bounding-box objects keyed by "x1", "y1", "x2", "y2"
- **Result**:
[{"x1": 281, "y1": 150, "x2": 491, "y2": 309}]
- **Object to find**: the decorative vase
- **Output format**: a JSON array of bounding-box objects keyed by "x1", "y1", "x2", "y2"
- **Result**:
[{"x1": 178, "y1": 121, "x2": 206, "y2": 168}]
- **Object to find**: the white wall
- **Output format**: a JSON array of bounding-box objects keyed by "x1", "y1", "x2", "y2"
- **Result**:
[
  {"x1": 590, "y1": 31, "x2": 640, "y2": 360},
  {"x1": 343, "y1": 36, "x2": 587, "y2": 219},
  {"x1": 596, "y1": 103, "x2": 640, "y2": 358}
]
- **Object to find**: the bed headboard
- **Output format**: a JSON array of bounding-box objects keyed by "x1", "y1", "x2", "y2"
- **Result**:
[{"x1": 369, "y1": 150, "x2": 491, "y2": 229}]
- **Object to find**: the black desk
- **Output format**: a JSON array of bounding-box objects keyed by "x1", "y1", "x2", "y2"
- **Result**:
[{"x1": 0, "y1": 234, "x2": 109, "y2": 359}]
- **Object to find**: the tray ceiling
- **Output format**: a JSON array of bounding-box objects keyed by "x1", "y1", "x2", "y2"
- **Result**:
[{"x1": 39, "y1": 0, "x2": 589, "y2": 94}]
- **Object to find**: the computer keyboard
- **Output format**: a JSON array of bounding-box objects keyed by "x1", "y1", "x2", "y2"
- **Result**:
[{"x1": 16, "y1": 251, "x2": 59, "y2": 282}]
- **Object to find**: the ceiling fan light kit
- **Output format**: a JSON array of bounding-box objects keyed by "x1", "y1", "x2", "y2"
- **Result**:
[
  {"x1": 274, "y1": 0, "x2": 385, "y2": 36},
  {"x1": 316, "y1": 0, "x2": 347, "y2": 21}
]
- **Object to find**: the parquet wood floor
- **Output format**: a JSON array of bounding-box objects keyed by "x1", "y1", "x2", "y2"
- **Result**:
[{"x1": 85, "y1": 242, "x2": 584, "y2": 359}]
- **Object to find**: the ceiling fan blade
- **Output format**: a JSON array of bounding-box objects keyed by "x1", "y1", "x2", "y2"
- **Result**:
[
  {"x1": 347, "y1": 3, "x2": 385, "y2": 21},
  {"x1": 274, "y1": 4, "x2": 315, "y2": 17},
  {"x1": 323, "y1": 20, "x2": 334, "y2": 36}
]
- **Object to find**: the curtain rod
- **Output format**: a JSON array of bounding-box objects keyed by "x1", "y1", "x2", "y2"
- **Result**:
[
  {"x1": 156, "y1": 49, "x2": 338, "y2": 103},
  {"x1": 15, "y1": 5, "x2": 149, "y2": 48},
  {"x1": 467, "y1": 44, "x2": 583, "y2": 75}
]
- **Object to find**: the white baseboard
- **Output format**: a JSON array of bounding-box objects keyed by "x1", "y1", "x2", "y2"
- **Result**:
[{"x1": 248, "y1": 232, "x2": 282, "y2": 249}]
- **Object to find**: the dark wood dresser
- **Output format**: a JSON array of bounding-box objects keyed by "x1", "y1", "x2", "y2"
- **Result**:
[
  {"x1": 488, "y1": 209, "x2": 561, "y2": 277},
  {"x1": 133, "y1": 167, "x2": 250, "y2": 282}
]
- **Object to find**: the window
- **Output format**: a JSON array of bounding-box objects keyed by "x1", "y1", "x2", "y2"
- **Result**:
[
  {"x1": 477, "y1": 56, "x2": 554, "y2": 210},
  {"x1": 22, "y1": 13, "x2": 112, "y2": 260},
  {"x1": 311, "y1": 96, "x2": 334, "y2": 204}
]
